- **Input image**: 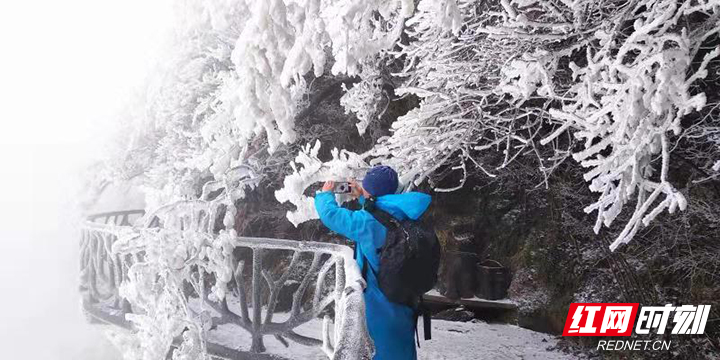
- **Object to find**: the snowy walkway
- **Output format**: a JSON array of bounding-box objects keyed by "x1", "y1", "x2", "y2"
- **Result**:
[
  {"x1": 206, "y1": 317, "x2": 577, "y2": 360},
  {"x1": 420, "y1": 319, "x2": 577, "y2": 360}
]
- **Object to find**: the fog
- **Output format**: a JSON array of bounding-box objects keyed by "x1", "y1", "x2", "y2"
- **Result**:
[
  {"x1": 0, "y1": 144, "x2": 123, "y2": 359},
  {"x1": 0, "y1": 1, "x2": 173, "y2": 358}
]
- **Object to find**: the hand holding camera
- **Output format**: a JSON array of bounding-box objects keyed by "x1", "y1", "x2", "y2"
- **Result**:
[{"x1": 322, "y1": 179, "x2": 363, "y2": 199}]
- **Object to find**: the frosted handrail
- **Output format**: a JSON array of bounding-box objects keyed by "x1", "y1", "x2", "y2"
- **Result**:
[{"x1": 80, "y1": 210, "x2": 373, "y2": 360}]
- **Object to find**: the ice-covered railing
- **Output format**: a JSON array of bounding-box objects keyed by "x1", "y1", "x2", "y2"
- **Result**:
[
  {"x1": 80, "y1": 209, "x2": 373, "y2": 360},
  {"x1": 80, "y1": 210, "x2": 145, "y2": 318}
]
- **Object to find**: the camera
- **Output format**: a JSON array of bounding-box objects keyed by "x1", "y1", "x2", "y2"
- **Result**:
[{"x1": 333, "y1": 182, "x2": 351, "y2": 194}]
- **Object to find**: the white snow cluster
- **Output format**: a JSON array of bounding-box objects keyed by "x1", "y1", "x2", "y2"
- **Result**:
[
  {"x1": 496, "y1": 50, "x2": 556, "y2": 102},
  {"x1": 279, "y1": 0, "x2": 720, "y2": 252},
  {"x1": 339, "y1": 61, "x2": 385, "y2": 136},
  {"x1": 274, "y1": 140, "x2": 369, "y2": 226},
  {"x1": 110, "y1": 226, "x2": 234, "y2": 359},
  {"x1": 537, "y1": 1, "x2": 720, "y2": 250},
  {"x1": 229, "y1": 0, "x2": 415, "y2": 152},
  {"x1": 105, "y1": 0, "x2": 418, "y2": 208}
]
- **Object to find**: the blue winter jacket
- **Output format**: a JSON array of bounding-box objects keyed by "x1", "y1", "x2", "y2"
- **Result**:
[{"x1": 314, "y1": 191, "x2": 432, "y2": 360}]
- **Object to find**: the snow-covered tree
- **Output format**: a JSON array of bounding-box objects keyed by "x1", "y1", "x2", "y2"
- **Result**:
[
  {"x1": 87, "y1": 2, "x2": 720, "y2": 358},
  {"x1": 276, "y1": 0, "x2": 720, "y2": 251},
  {"x1": 99, "y1": 0, "x2": 720, "y2": 248}
]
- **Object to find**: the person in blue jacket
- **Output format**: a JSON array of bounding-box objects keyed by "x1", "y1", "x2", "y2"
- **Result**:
[{"x1": 314, "y1": 165, "x2": 431, "y2": 360}]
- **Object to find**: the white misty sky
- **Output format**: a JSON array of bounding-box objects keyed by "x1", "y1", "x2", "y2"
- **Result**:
[{"x1": 0, "y1": 1, "x2": 173, "y2": 359}]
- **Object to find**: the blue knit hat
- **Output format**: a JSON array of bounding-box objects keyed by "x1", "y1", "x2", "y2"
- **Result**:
[{"x1": 362, "y1": 165, "x2": 399, "y2": 197}]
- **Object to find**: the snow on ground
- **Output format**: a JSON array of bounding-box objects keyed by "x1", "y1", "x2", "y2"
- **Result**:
[
  {"x1": 420, "y1": 319, "x2": 578, "y2": 360},
  {"x1": 207, "y1": 314, "x2": 578, "y2": 360},
  {"x1": 211, "y1": 321, "x2": 328, "y2": 360}
]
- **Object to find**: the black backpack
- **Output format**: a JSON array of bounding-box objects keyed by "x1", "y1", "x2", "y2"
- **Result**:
[{"x1": 361, "y1": 198, "x2": 441, "y2": 341}]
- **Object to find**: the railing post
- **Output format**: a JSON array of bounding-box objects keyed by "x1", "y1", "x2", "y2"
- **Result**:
[{"x1": 251, "y1": 248, "x2": 265, "y2": 353}]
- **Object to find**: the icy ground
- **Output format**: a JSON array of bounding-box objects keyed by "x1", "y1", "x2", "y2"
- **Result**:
[
  {"x1": 208, "y1": 317, "x2": 578, "y2": 360},
  {"x1": 418, "y1": 319, "x2": 578, "y2": 360}
]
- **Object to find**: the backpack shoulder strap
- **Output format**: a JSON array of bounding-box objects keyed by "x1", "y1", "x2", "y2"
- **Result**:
[
  {"x1": 363, "y1": 197, "x2": 399, "y2": 229},
  {"x1": 421, "y1": 297, "x2": 432, "y2": 341},
  {"x1": 361, "y1": 251, "x2": 370, "y2": 281}
]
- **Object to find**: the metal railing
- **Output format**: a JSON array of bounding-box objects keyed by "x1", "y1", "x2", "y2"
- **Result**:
[{"x1": 80, "y1": 210, "x2": 373, "y2": 360}]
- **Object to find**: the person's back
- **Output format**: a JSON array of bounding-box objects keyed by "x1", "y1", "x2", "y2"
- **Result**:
[{"x1": 314, "y1": 166, "x2": 431, "y2": 360}]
